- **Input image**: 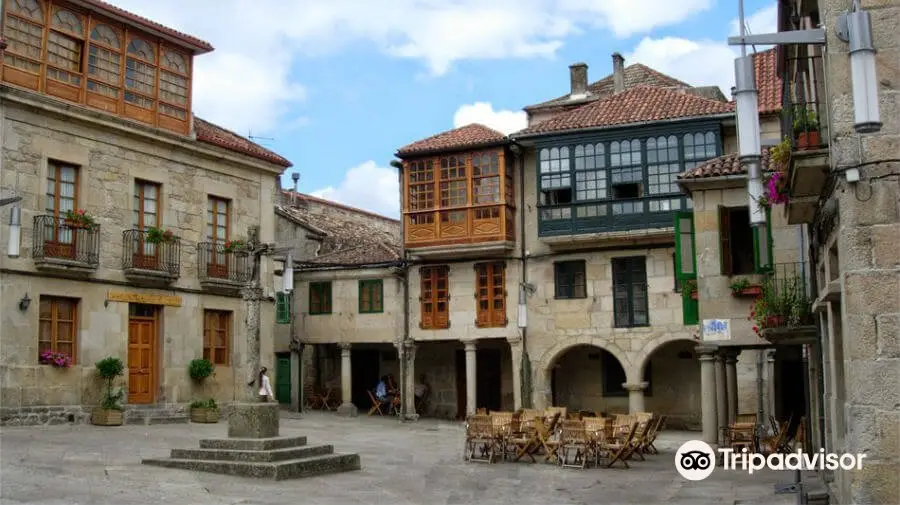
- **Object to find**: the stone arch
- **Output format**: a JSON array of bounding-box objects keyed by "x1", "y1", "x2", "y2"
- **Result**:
[
  {"x1": 532, "y1": 337, "x2": 631, "y2": 410},
  {"x1": 633, "y1": 336, "x2": 701, "y2": 380},
  {"x1": 633, "y1": 336, "x2": 703, "y2": 430}
]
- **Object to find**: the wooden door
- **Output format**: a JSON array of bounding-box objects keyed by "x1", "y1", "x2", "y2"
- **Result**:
[
  {"x1": 275, "y1": 354, "x2": 292, "y2": 404},
  {"x1": 127, "y1": 304, "x2": 158, "y2": 404},
  {"x1": 455, "y1": 349, "x2": 466, "y2": 419}
]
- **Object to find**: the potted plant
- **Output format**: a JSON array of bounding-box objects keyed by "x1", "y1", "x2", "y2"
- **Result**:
[
  {"x1": 63, "y1": 209, "x2": 97, "y2": 230},
  {"x1": 188, "y1": 358, "x2": 218, "y2": 423},
  {"x1": 793, "y1": 108, "x2": 820, "y2": 150},
  {"x1": 730, "y1": 277, "x2": 762, "y2": 297},
  {"x1": 684, "y1": 279, "x2": 699, "y2": 300},
  {"x1": 92, "y1": 357, "x2": 125, "y2": 426},
  {"x1": 146, "y1": 226, "x2": 178, "y2": 244},
  {"x1": 223, "y1": 239, "x2": 246, "y2": 253},
  {"x1": 39, "y1": 350, "x2": 73, "y2": 368},
  {"x1": 748, "y1": 277, "x2": 813, "y2": 337},
  {"x1": 189, "y1": 398, "x2": 220, "y2": 423}
]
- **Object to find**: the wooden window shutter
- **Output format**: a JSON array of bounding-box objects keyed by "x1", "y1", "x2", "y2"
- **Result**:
[
  {"x1": 674, "y1": 211, "x2": 697, "y2": 281},
  {"x1": 275, "y1": 292, "x2": 290, "y2": 324},
  {"x1": 491, "y1": 262, "x2": 507, "y2": 326},
  {"x1": 435, "y1": 266, "x2": 450, "y2": 328},
  {"x1": 718, "y1": 206, "x2": 733, "y2": 275}
]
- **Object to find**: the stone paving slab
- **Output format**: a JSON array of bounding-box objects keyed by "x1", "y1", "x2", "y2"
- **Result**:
[{"x1": 0, "y1": 411, "x2": 803, "y2": 505}]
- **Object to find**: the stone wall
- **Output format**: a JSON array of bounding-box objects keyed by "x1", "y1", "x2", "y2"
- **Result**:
[{"x1": 0, "y1": 90, "x2": 281, "y2": 425}]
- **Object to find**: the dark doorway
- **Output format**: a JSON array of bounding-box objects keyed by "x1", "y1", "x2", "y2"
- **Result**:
[
  {"x1": 274, "y1": 353, "x2": 291, "y2": 404},
  {"x1": 351, "y1": 349, "x2": 381, "y2": 410},
  {"x1": 455, "y1": 349, "x2": 466, "y2": 419},
  {"x1": 776, "y1": 348, "x2": 807, "y2": 437},
  {"x1": 477, "y1": 348, "x2": 502, "y2": 411}
]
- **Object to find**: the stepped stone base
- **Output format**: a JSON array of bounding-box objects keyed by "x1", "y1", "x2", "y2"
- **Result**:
[{"x1": 142, "y1": 434, "x2": 361, "y2": 480}]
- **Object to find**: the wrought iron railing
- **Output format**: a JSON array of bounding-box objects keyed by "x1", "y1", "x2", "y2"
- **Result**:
[
  {"x1": 758, "y1": 262, "x2": 815, "y2": 327},
  {"x1": 122, "y1": 229, "x2": 181, "y2": 277},
  {"x1": 32, "y1": 214, "x2": 100, "y2": 266},
  {"x1": 781, "y1": 54, "x2": 828, "y2": 151},
  {"x1": 197, "y1": 242, "x2": 250, "y2": 283}
]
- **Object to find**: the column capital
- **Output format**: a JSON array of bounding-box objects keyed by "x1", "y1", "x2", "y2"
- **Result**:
[
  {"x1": 506, "y1": 336, "x2": 523, "y2": 346},
  {"x1": 338, "y1": 342, "x2": 352, "y2": 352},
  {"x1": 622, "y1": 382, "x2": 649, "y2": 392},
  {"x1": 462, "y1": 339, "x2": 477, "y2": 352},
  {"x1": 695, "y1": 345, "x2": 719, "y2": 356},
  {"x1": 722, "y1": 348, "x2": 741, "y2": 362}
]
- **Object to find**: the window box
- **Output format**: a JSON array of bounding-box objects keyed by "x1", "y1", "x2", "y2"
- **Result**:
[{"x1": 730, "y1": 278, "x2": 762, "y2": 298}]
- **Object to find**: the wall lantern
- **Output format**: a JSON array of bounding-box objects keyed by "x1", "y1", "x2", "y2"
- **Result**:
[
  {"x1": 19, "y1": 293, "x2": 31, "y2": 312},
  {"x1": 837, "y1": 2, "x2": 882, "y2": 133},
  {"x1": 8, "y1": 204, "x2": 21, "y2": 258}
]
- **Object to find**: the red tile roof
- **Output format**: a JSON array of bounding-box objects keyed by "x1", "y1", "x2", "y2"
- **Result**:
[
  {"x1": 525, "y1": 63, "x2": 692, "y2": 110},
  {"x1": 396, "y1": 123, "x2": 507, "y2": 157},
  {"x1": 81, "y1": 0, "x2": 213, "y2": 53},
  {"x1": 281, "y1": 191, "x2": 400, "y2": 223},
  {"x1": 514, "y1": 85, "x2": 735, "y2": 136},
  {"x1": 753, "y1": 49, "x2": 782, "y2": 115},
  {"x1": 195, "y1": 118, "x2": 292, "y2": 168},
  {"x1": 678, "y1": 148, "x2": 775, "y2": 180}
]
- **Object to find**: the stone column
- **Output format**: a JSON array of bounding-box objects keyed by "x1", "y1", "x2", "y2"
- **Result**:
[
  {"x1": 289, "y1": 338, "x2": 302, "y2": 413},
  {"x1": 463, "y1": 340, "x2": 477, "y2": 415},
  {"x1": 766, "y1": 349, "x2": 776, "y2": 423},
  {"x1": 623, "y1": 382, "x2": 649, "y2": 413},
  {"x1": 402, "y1": 342, "x2": 418, "y2": 421},
  {"x1": 761, "y1": 349, "x2": 772, "y2": 430},
  {"x1": 336, "y1": 343, "x2": 357, "y2": 416},
  {"x1": 714, "y1": 351, "x2": 728, "y2": 446},
  {"x1": 508, "y1": 337, "x2": 523, "y2": 410},
  {"x1": 725, "y1": 350, "x2": 739, "y2": 425},
  {"x1": 697, "y1": 346, "x2": 718, "y2": 448},
  {"x1": 241, "y1": 284, "x2": 264, "y2": 403}
]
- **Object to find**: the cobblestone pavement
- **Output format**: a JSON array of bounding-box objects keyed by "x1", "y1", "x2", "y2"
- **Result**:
[{"x1": 0, "y1": 411, "x2": 804, "y2": 505}]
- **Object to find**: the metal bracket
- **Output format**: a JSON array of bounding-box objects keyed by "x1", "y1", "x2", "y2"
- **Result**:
[
  {"x1": 835, "y1": 12, "x2": 851, "y2": 42},
  {"x1": 727, "y1": 29, "x2": 826, "y2": 46}
]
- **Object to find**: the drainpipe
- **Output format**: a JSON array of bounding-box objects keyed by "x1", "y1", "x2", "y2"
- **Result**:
[
  {"x1": 392, "y1": 159, "x2": 412, "y2": 420},
  {"x1": 512, "y1": 142, "x2": 532, "y2": 408}
]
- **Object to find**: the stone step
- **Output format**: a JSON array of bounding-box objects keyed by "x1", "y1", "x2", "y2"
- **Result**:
[
  {"x1": 199, "y1": 436, "x2": 307, "y2": 451},
  {"x1": 142, "y1": 453, "x2": 362, "y2": 480},
  {"x1": 146, "y1": 416, "x2": 189, "y2": 425},
  {"x1": 170, "y1": 444, "x2": 334, "y2": 462}
]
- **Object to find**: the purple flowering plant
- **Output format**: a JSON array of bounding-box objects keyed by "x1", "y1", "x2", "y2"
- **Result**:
[{"x1": 39, "y1": 350, "x2": 73, "y2": 368}]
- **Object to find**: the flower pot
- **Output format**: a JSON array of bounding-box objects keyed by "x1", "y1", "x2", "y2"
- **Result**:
[
  {"x1": 795, "y1": 131, "x2": 821, "y2": 151},
  {"x1": 190, "y1": 407, "x2": 219, "y2": 423},
  {"x1": 690, "y1": 290, "x2": 699, "y2": 300},
  {"x1": 91, "y1": 407, "x2": 123, "y2": 426},
  {"x1": 732, "y1": 286, "x2": 762, "y2": 298}
]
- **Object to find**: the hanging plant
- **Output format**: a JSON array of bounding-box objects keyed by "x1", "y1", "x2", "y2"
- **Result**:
[
  {"x1": 223, "y1": 239, "x2": 246, "y2": 253},
  {"x1": 146, "y1": 226, "x2": 178, "y2": 244},
  {"x1": 63, "y1": 209, "x2": 97, "y2": 230}
]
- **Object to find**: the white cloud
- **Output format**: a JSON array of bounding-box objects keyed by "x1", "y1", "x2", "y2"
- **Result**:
[
  {"x1": 625, "y1": 3, "x2": 777, "y2": 97},
  {"x1": 107, "y1": 0, "x2": 715, "y2": 133},
  {"x1": 453, "y1": 102, "x2": 528, "y2": 135},
  {"x1": 310, "y1": 161, "x2": 399, "y2": 218}
]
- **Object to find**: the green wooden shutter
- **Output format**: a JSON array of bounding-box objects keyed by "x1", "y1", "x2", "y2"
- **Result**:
[
  {"x1": 753, "y1": 207, "x2": 774, "y2": 273},
  {"x1": 276, "y1": 292, "x2": 290, "y2": 324},
  {"x1": 275, "y1": 355, "x2": 291, "y2": 404},
  {"x1": 674, "y1": 212, "x2": 699, "y2": 325}
]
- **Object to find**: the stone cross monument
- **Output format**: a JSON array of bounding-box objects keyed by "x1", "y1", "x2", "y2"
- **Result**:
[{"x1": 241, "y1": 225, "x2": 274, "y2": 402}]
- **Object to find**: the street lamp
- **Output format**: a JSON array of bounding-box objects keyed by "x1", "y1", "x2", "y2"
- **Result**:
[{"x1": 837, "y1": 2, "x2": 882, "y2": 133}]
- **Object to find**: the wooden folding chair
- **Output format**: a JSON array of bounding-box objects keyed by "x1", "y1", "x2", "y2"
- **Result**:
[
  {"x1": 601, "y1": 422, "x2": 639, "y2": 468},
  {"x1": 304, "y1": 384, "x2": 324, "y2": 410},
  {"x1": 367, "y1": 390, "x2": 385, "y2": 416},
  {"x1": 464, "y1": 414, "x2": 500, "y2": 463},
  {"x1": 642, "y1": 415, "x2": 666, "y2": 454},
  {"x1": 760, "y1": 414, "x2": 793, "y2": 455},
  {"x1": 583, "y1": 417, "x2": 608, "y2": 467},
  {"x1": 627, "y1": 419, "x2": 653, "y2": 461}
]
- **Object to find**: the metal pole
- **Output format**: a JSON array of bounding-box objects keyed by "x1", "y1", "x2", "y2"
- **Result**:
[{"x1": 738, "y1": 0, "x2": 747, "y2": 57}]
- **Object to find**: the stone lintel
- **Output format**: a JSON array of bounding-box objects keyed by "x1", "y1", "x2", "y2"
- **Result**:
[{"x1": 228, "y1": 402, "x2": 279, "y2": 439}]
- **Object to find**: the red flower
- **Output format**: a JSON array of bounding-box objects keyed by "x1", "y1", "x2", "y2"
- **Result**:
[{"x1": 752, "y1": 326, "x2": 758, "y2": 332}]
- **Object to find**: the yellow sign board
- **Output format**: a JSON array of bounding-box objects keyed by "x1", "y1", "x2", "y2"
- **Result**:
[{"x1": 106, "y1": 291, "x2": 182, "y2": 307}]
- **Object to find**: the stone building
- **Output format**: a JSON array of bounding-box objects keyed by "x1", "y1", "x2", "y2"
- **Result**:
[
  {"x1": 768, "y1": 0, "x2": 899, "y2": 503},
  {"x1": 272, "y1": 192, "x2": 404, "y2": 416},
  {"x1": 0, "y1": 0, "x2": 290, "y2": 425}
]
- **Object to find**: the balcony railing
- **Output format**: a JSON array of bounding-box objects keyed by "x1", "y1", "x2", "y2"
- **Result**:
[
  {"x1": 538, "y1": 195, "x2": 691, "y2": 237},
  {"x1": 754, "y1": 262, "x2": 817, "y2": 344},
  {"x1": 781, "y1": 54, "x2": 828, "y2": 151},
  {"x1": 405, "y1": 204, "x2": 513, "y2": 248},
  {"x1": 122, "y1": 229, "x2": 181, "y2": 278},
  {"x1": 32, "y1": 215, "x2": 100, "y2": 268},
  {"x1": 197, "y1": 242, "x2": 250, "y2": 284}
]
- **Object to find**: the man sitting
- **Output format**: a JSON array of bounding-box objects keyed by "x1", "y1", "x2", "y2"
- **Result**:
[{"x1": 375, "y1": 375, "x2": 389, "y2": 403}]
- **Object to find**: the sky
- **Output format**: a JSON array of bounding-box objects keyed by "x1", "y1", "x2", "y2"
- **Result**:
[{"x1": 111, "y1": 0, "x2": 778, "y2": 219}]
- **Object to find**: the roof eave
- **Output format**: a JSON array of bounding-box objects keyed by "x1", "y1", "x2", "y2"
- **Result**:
[
  {"x1": 523, "y1": 95, "x2": 598, "y2": 112},
  {"x1": 509, "y1": 112, "x2": 736, "y2": 141},
  {"x1": 395, "y1": 139, "x2": 510, "y2": 159},
  {"x1": 677, "y1": 174, "x2": 748, "y2": 194}
]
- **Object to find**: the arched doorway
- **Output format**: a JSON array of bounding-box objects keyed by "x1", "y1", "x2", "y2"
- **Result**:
[
  {"x1": 638, "y1": 339, "x2": 701, "y2": 430},
  {"x1": 549, "y1": 344, "x2": 631, "y2": 415}
]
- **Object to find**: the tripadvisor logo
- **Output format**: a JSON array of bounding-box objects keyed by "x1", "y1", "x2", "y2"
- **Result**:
[{"x1": 675, "y1": 440, "x2": 867, "y2": 481}]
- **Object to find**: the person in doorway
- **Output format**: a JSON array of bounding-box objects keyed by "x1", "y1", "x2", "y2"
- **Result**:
[
  {"x1": 257, "y1": 367, "x2": 274, "y2": 402},
  {"x1": 414, "y1": 374, "x2": 429, "y2": 413},
  {"x1": 375, "y1": 375, "x2": 389, "y2": 403}
]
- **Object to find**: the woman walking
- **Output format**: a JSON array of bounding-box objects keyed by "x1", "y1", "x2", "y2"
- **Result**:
[{"x1": 257, "y1": 366, "x2": 274, "y2": 402}]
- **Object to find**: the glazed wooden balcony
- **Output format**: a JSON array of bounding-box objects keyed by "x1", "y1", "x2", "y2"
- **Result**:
[{"x1": 404, "y1": 204, "x2": 515, "y2": 257}]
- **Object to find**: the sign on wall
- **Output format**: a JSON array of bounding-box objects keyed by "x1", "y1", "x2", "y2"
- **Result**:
[
  {"x1": 702, "y1": 319, "x2": 731, "y2": 341},
  {"x1": 106, "y1": 291, "x2": 182, "y2": 307}
]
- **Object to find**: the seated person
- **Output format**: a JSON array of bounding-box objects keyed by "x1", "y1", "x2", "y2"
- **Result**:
[
  {"x1": 386, "y1": 373, "x2": 398, "y2": 394},
  {"x1": 375, "y1": 375, "x2": 389, "y2": 402},
  {"x1": 414, "y1": 374, "x2": 428, "y2": 401}
]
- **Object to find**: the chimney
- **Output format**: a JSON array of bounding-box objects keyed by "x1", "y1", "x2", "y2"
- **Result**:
[
  {"x1": 612, "y1": 52, "x2": 625, "y2": 93},
  {"x1": 569, "y1": 62, "x2": 588, "y2": 99},
  {"x1": 291, "y1": 172, "x2": 300, "y2": 207}
]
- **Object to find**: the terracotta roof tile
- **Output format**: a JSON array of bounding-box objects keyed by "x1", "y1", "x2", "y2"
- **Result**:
[
  {"x1": 754, "y1": 49, "x2": 782, "y2": 115},
  {"x1": 396, "y1": 123, "x2": 507, "y2": 157},
  {"x1": 678, "y1": 148, "x2": 775, "y2": 180},
  {"x1": 194, "y1": 117, "x2": 292, "y2": 167},
  {"x1": 514, "y1": 85, "x2": 735, "y2": 136},
  {"x1": 525, "y1": 63, "x2": 691, "y2": 110},
  {"x1": 81, "y1": 0, "x2": 213, "y2": 53}
]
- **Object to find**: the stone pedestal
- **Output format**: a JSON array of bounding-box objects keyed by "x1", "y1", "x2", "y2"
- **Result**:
[{"x1": 228, "y1": 402, "x2": 279, "y2": 438}]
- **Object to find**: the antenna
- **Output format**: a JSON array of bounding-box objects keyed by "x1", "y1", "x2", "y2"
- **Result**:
[{"x1": 247, "y1": 129, "x2": 275, "y2": 143}]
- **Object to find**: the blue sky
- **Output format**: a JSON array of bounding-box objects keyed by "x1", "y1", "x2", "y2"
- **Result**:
[{"x1": 113, "y1": 0, "x2": 777, "y2": 218}]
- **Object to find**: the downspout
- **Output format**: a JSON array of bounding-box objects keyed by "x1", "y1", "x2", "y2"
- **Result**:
[
  {"x1": 513, "y1": 142, "x2": 532, "y2": 408},
  {"x1": 392, "y1": 159, "x2": 412, "y2": 420}
]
